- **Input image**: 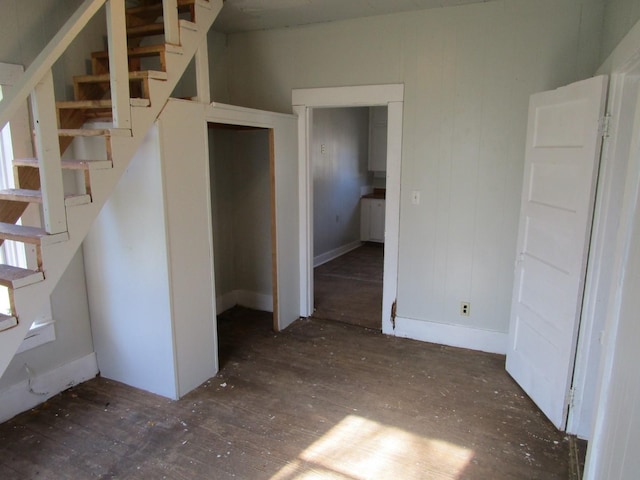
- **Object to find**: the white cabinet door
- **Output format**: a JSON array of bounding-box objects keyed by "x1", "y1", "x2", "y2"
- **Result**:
[
  {"x1": 361, "y1": 198, "x2": 385, "y2": 242},
  {"x1": 361, "y1": 198, "x2": 371, "y2": 241},
  {"x1": 370, "y1": 200, "x2": 386, "y2": 242},
  {"x1": 506, "y1": 75, "x2": 608, "y2": 430}
]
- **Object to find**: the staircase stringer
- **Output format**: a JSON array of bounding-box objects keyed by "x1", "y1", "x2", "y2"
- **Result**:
[{"x1": 0, "y1": 0, "x2": 223, "y2": 379}]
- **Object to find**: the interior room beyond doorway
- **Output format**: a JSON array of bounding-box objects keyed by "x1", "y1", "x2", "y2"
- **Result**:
[{"x1": 310, "y1": 106, "x2": 388, "y2": 330}]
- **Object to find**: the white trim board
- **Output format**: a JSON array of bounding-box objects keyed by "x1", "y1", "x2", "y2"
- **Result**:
[
  {"x1": 293, "y1": 84, "x2": 404, "y2": 337},
  {"x1": 394, "y1": 316, "x2": 508, "y2": 355},
  {"x1": 0, "y1": 352, "x2": 98, "y2": 423},
  {"x1": 314, "y1": 240, "x2": 362, "y2": 268},
  {"x1": 16, "y1": 320, "x2": 56, "y2": 354}
]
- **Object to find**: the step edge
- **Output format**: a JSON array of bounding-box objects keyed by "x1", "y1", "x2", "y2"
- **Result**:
[
  {"x1": 0, "y1": 314, "x2": 18, "y2": 332},
  {"x1": 0, "y1": 268, "x2": 44, "y2": 289}
]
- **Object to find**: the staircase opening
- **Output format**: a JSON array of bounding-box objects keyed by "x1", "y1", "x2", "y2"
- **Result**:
[
  {"x1": 0, "y1": 66, "x2": 31, "y2": 317},
  {"x1": 208, "y1": 122, "x2": 278, "y2": 362}
]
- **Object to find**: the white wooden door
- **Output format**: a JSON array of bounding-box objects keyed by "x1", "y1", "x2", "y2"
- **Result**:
[{"x1": 506, "y1": 75, "x2": 608, "y2": 430}]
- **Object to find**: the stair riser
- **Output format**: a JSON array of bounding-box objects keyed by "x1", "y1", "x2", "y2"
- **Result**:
[
  {"x1": 75, "y1": 78, "x2": 152, "y2": 100},
  {"x1": 92, "y1": 53, "x2": 167, "y2": 76}
]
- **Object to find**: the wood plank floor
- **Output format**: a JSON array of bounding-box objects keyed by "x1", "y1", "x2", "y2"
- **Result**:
[
  {"x1": 313, "y1": 243, "x2": 383, "y2": 330},
  {"x1": 0, "y1": 307, "x2": 573, "y2": 479}
]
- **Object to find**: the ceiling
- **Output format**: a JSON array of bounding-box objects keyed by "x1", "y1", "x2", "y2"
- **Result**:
[{"x1": 212, "y1": 0, "x2": 491, "y2": 34}]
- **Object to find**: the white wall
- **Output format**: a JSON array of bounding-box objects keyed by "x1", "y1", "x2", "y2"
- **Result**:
[
  {"x1": 223, "y1": 0, "x2": 604, "y2": 338},
  {"x1": 209, "y1": 127, "x2": 273, "y2": 312},
  {"x1": 312, "y1": 107, "x2": 370, "y2": 259},
  {"x1": 84, "y1": 125, "x2": 177, "y2": 398},
  {"x1": 0, "y1": 250, "x2": 94, "y2": 390},
  {"x1": 85, "y1": 101, "x2": 217, "y2": 399},
  {"x1": 209, "y1": 128, "x2": 236, "y2": 298}
]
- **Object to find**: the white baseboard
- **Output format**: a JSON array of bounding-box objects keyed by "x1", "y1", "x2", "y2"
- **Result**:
[
  {"x1": 216, "y1": 291, "x2": 238, "y2": 314},
  {"x1": 314, "y1": 240, "x2": 363, "y2": 268},
  {"x1": 0, "y1": 352, "x2": 99, "y2": 423},
  {"x1": 216, "y1": 290, "x2": 273, "y2": 314},
  {"x1": 392, "y1": 316, "x2": 508, "y2": 354}
]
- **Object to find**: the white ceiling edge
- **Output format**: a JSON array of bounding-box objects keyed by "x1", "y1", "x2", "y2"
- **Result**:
[{"x1": 212, "y1": 0, "x2": 493, "y2": 34}]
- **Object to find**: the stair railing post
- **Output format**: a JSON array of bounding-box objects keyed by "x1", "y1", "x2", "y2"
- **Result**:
[
  {"x1": 30, "y1": 70, "x2": 66, "y2": 234},
  {"x1": 163, "y1": 0, "x2": 180, "y2": 46},
  {"x1": 106, "y1": 0, "x2": 131, "y2": 129},
  {"x1": 195, "y1": 37, "x2": 210, "y2": 104}
]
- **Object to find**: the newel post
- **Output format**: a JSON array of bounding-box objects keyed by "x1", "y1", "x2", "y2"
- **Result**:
[
  {"x1": 106, "y1": 0, "x2": 131, "y2": 129},
  {"x1": 31, "y1": 70, "x2": 66, "y2": 234}
]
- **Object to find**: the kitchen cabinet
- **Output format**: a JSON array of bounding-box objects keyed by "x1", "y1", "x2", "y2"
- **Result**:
[
  {"x1": 361, "y1": 198, "x2": 386, "y2": 243},
  {"x1": 368, "y1": 106, "x2": 387, "y2": 172}
]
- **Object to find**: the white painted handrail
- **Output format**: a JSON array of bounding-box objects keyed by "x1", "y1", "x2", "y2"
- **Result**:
[{"x1": 0, "y1": 0, "x2": 107, "y2": 131}]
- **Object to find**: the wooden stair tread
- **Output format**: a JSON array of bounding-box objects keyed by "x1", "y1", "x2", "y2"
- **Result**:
[
  {"x1": 56, "y1": 99, "x2": 151, "y2": 109},
  {"x1": 0, "y1": 222, "x2": 69, "y2": 246},
  {"x1": 0, "y1": 313, "x2": 17, "y2": 332},
  {"x1": 14, "y1": 158, "x2": 112, "y2": 171},
  {"x1": 0, "y1": 264, "x2": 44, "y2": 289},
  {"x1": 58, "y1": 128, "x2": 131, "y2": 137},
  {"x1": 73, "y1": 70, "x2": 168, "y2": 84},
  {"x1": 59, "y1": 128, "x2": 111, "y2": 137},
  {"x1": 91, "y1": 44, "x2": 183, "y2": 60},
  {"x1": 0, "y1": 189, "x2": 91, "y2": 207},
  {"x1": 127, "y1": 23, "x2": 164, "y2": 38},
  {"x1": 126, "y1": 0, "x2": 201, "y2": 17}
]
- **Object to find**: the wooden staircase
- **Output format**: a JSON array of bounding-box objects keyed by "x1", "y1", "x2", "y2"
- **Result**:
[{"x1": 0, "y1": 0, "x2": 223, "y2": 378}]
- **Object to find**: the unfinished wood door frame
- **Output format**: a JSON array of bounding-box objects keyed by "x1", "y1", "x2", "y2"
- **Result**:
[{"x1": 293, "y1": 84, "x2": 404, "y2": 334}]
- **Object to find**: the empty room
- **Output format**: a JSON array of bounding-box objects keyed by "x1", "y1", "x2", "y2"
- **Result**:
[{"x1": 0, "y1": 0, "x2": 639, "y2": 479}]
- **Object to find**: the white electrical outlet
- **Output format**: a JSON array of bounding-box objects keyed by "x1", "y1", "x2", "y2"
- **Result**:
[
  {"x1": 411, "y1": 190, "x2": 421, "y2": 205},
  {"x1": 460, "y1": 302, "x2": 470, "y2": 316},
  {"x1": 321, "y1": 144, "x2": 326, "y2": 154}
]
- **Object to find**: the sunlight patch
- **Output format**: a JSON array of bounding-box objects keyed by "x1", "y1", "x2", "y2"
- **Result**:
[{"x1": 271, "y1": 415, "x2": 474, "y2": 479}]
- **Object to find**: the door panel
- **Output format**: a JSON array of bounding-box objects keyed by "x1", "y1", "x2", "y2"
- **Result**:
[{"x1": 506, "y1": 75, "x2": 608, "y2": 430}]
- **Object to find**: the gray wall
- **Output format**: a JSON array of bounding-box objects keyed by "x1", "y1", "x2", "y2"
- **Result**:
[
  {"x1": 209, "y1": 128, "x2": 273, "y2": 303},
  {"x1": 601, "y1": 0, "x2": 640, "y2": 64},
  {"x1": 312, "y1": 107, "x2": 371, "y2": 258},
  {"x1": 221, "y1": 0, "x2": 604, "y2": 334},
  {"x1": 0, "y1": 0, "x2": 108, "y2": 101}
]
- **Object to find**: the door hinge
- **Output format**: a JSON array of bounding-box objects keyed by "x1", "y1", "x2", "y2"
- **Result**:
[
  {"x1": 567, "y1": 387, "x2": 576, "y2": 409},
  {"x1": 391, "y1": 300, "x2": 397, "y2": 330},
  {"x1": 599, "y1": 113, "x2": 612, "y2": 138}
]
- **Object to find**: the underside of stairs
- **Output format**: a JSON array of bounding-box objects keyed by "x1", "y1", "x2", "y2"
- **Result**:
[{"x1": 0, "y1": 0, "x2": 223, "y2": 378}]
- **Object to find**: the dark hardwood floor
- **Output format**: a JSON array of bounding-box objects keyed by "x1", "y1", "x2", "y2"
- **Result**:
[
  {"x1": 0, "y1": 307, "x2": 573, "y2": 479},
  {"x1": 313, "y1": 243, "x2": 383, "y2": 330}
]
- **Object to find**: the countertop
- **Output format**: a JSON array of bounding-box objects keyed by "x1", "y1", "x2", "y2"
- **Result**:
[{"x1": 362, "y1": 188, "x2": 386, "y2": 200}]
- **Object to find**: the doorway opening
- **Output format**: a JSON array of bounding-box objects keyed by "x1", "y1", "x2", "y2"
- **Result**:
[
  {"x1": 293, "y1": 84, "x2": 404, "y2": 335},
  {"x1": 310, "y1": 106, "x2": 387, "y2": 330},
  {"x1": 207, "y1": 122, "x2": 278, "y2": 363}
]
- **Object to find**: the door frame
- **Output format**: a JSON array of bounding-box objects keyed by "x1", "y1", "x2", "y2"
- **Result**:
[
  {"x1": 568, "y1": 65, "x2": 640, "y2": 437},
  {"x1": 582, "y1": 54, "x2": 640, "y2": 475},
  {"x1": 205, "y1": 102, "x2": 300, "y2": 332},
  {"x1": 293, "y1": 84, "x2": 404, "y2": 333}
]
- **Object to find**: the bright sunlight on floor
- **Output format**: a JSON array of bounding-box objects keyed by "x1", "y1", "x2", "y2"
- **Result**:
[{"x1": 271, "y1": 414, "x2": 474, "y2": 479}]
